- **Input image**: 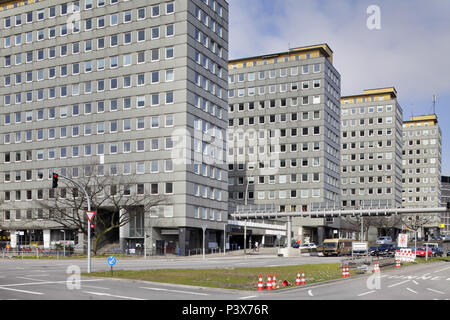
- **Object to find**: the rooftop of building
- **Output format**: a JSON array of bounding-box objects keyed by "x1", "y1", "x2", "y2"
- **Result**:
[
  {"x1": 341, "y1": 87, "x2": 397, "y2": 101},
  {"x1": 229, "y1": 43, "x2": 334, "y2": 68},
  {"x1": 403, "y1": 114, "x2": 438, "y2": 127}
]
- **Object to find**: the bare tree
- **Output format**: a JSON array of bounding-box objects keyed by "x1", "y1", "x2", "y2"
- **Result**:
[{"x1": 36, "y1": 164, "x2": 167, "y2": 254}]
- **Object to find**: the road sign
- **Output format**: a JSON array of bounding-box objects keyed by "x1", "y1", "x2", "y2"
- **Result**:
[
  {"x1": 440, "y1": 224, "x2": 445, "y2": 229},
  {"x1": 107, "y1": 256, "x2": 117, "y2": 267},
  {"x1": 352, "y1": 242, "x2": 368, "y2": 252},
  {"x1": 85, "y1": 211, "x2": 95, "y2": 222},
  {"x1": 398, "y1": 234, "x2": 408, "y2": 248}
]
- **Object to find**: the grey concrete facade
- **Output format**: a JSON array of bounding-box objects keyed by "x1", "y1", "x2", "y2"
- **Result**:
[
  {"x1": 340, "y1": 88, "x2": 403, "y2": 209},
  {"x1": 227, "y1": 44, "x2": 342, "y2": 245},
  {"x1": 0, "y1": 0, "x2": 229, "y2": 254},
  {"x1": 402, "y1": 115, "x2": 442, "y2": 237}
]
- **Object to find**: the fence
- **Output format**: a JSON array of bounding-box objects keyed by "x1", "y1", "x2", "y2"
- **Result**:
[{"x1": 1, "y1": 248, "x2": 74, "y2": 259}]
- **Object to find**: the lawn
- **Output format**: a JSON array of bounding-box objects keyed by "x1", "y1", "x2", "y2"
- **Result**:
[{"x1": 84, "y1": 263, "x2": 347, "y2": 291}]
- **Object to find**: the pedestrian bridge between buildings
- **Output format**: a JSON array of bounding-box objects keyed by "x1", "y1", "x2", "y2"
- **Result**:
[{"x1": 230, "y1": 206, "x2": 448, "y2": 220}]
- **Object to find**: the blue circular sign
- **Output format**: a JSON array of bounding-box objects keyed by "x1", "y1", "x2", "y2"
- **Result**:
[{"x1": 107, "y1": 256, "x2": 117, "y2": 267}]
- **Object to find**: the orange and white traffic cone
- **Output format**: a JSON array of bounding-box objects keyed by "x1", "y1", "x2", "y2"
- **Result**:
[
  {"x1": 296, "y1": 271, "x2": 301, "y2": 285},
  {"x1": 395, "y1": 260, "x2": 401, "y2": 269},
  {"x1": 346, "y1": 265, "x2": 350, "y2": 277},
  {"x1": 373, "y1": 262, "x2": 380, "y2": 273},
  {"x1": 300, "y1": 271, "x2": 306, "y2": 285},
  {"x1": 342, "y1": 265, "x2": 347, "y2": 278},
  {"x1": 266, "y1": 274, "x2": 272, "y2": 291},
  {"x1": 257, "y1": 274, "x2": 264, "y2": 291},
  {"x1": 272, "y1": 273, "x2": 277, "y2": 290}
]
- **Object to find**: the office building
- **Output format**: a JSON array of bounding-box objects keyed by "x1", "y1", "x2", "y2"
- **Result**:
[
  {"x1": 227, "y1": 44, "x2": 342, "y2": 245},
  {"x1": 0, "y1": 0, "x2": 229, "y2": 255},
  {"x1": 402, "y1": 115, "x2": 442, "y2": 237}
]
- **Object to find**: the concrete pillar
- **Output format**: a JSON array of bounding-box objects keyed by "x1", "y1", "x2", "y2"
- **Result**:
[
  {"x1": 43, "y1": 229, "x2": 51, "y2": 249},
  {"x1": 287, "y1": 217, "x2": 292, "y2": 247},
  {"x1": 318, "y1": 227, "x2": 325, "y2": 245},
  {"x1": 119, "y1": 208, "x2": 128, "y2": 251},
  {"x1": 178, "y1": 227, "x2": 190, "y2": 256}
]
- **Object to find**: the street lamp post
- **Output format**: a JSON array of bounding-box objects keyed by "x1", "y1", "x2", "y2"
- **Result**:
[{"x1": 202, "y1": 225, "x2": 207, "y2": 260}]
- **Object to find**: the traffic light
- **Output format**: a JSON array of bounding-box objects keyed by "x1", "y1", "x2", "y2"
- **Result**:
[
  {"x1": 90, "y1": 224, "x2": 95, "y2": 238},
  {"x1": 52, "y1": 173, "x2": 59, "y2": 188}
]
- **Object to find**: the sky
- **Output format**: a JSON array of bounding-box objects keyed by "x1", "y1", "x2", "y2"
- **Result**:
[{"x1": 227, "y1": 0, "x2": 450, "y2": 175}]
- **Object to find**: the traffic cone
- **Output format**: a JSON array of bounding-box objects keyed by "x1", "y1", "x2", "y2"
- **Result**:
[
  {"x1": 257, "y1": 274, "x2": 264, "y2": 291},
  {"x1": 346, "y1": 265, "x2": 350, "y2": 277},
  {"x1": 373, "y1": 261, "x2": 380, "y2": 273},
  {"x1": 395, "y1": 260, "x2": 401, "y2": 269},
  {"x1": 342, "y1": 265, "x2": 347, "y2": 278},
  {"x1": 296, "y1": 271, "x2": 301, "y2": 285},
  {"x1": 266, "y1": 274, "x2": 272, "y2": 291},
  {"x1": 300, "y1": 271, "x2": 306, "y2": 285},
  {"x1": 272, "y1": 273, "x2": 277, "y2": 290}
]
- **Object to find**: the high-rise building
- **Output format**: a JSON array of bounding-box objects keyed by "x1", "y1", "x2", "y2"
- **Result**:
[
  {"x1": 227, "y1": 44, "x2": 342, "y2": 245},
  {"x1": 340, "y1": 88, "x2": 403, "y2": 209},
  {"x1": 0, "y1": 0, "x2": 229, "y2": 255},
  {"x1": 402, "y1": 115, "x2": 442, "y2": 237},
  {"x1": 440, "y1": 176, "x2": 450, "y2": 236}
]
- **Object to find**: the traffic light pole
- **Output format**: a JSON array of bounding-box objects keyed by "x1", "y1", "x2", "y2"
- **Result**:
[{"x1": 54, "y1": 174, "x2": 92, "y2": 273}]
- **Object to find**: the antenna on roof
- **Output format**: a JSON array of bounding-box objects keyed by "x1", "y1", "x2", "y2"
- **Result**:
[{"x1": 432, "y1": 95, "x2": 437, "y2": 115}]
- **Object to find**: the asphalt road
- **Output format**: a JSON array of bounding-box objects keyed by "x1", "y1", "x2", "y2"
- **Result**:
[{"x1": 0, "y1": 255, "x2": 448, "y2": 301}]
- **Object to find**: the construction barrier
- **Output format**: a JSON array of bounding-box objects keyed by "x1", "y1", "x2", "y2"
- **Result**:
[{"x1": 395, "y1": 249, "x2": 416, "y2": 263}]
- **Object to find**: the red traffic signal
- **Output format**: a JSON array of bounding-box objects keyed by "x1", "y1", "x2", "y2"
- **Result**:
[{"x1": 52, "y1": 173, "x2": 59, "y2": 188}]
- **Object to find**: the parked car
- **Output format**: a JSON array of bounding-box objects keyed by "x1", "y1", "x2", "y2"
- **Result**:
[
  {"x1": 431, "y1": 236, "x2": 443, "y2": 241},
  {"x1": 431, "y1": 247, "x2": 443, "y2": 257},
  {"x1": 300, "y1": 243, "x2": 317, "y2": 250},
  {"x1": 376, "y1": 236, "x2": 393, "y2": 244},
  {"x1": 368, "y1": 246, "x2": 379, "y2": 256},
  {"x1": 415, "y1": 247, "x2": 433, "y2": 258},
  {"x1": 377, "y1": 244, "x2": 398, "y2": 257},
  {"x1": 291, "y1": 242, "x2": 300, "y2": 248}
]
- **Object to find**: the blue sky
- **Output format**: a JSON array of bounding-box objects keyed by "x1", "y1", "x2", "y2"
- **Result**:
[{"x1": 227, "y1": 0, "x2": 450, "y2": 175}]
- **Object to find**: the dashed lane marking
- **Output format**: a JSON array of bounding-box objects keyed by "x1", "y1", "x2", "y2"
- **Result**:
[
  {"x1": 308, "y1": 290, "x2": 314, "y2": 297},
  {"x1": 388, "y1": 280, "x2": 410, "y2": 288},
  {"x1": 427, "y1": 288, "x2": 446, "y2": 295},
  {"x1": 406, "y1": 288, "x2": 418, "y2": 294}
]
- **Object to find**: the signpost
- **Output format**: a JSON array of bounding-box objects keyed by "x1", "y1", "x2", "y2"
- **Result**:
[
  {"x1": 398, "y1": 233, "x2": 408, "y2": 248},
  {"x1": 107, "y1": 256, "x2": 117, "y2": 276},
  {"x1": 85, "y1": 210, "x2": 95, "y2": 273}
]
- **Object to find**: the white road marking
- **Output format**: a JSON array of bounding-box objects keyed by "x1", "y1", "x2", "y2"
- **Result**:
[
  {"x1": 406, "y1": 288, "x2": 418, "y2": 294},
  {"x1": 239, "y1": 295, "x2": 257, "y2": 300},
  {"x1": 433, "y1": 266, "x2": 450, "y2": 273},
  {"x1": 308, "y1": 289, "x2": 314, "y2": 297},
  {"x1": 16, "y1": 277, "x2": 48, "y2": 282},
  {"x1": 357, "y1": 290, "x2": 375, "y2": 297},
  {"x1": 427, "y1": 288, "x2": 446, "y2": 295},
  {"x1": 388, "y1": 280, "x2": 410, "y2": 288},
  {"x1": 0, "y1": 286, "x2": 44, "y2": 295},
  {"x1": 83, "y1": 291, "x2": 145, "y2": 300},
  {"x1": 139, "y1": 287, "x2": 210, "y2": 296},
  {"x1": 412, "y1": 280, "x2": 419, "y2": 285},
  {"x1": 0, "y1": 279, "x2": 105, "y2": 288}
]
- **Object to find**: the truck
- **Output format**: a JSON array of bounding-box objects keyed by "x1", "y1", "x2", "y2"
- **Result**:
[{"x1": 322, "y1": 239, "x2": 355, "y2": 256}]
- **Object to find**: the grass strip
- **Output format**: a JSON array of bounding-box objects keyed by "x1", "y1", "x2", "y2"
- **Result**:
[{"x1": 84, "y1": 263, "x2": 352, "y2": 291}]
